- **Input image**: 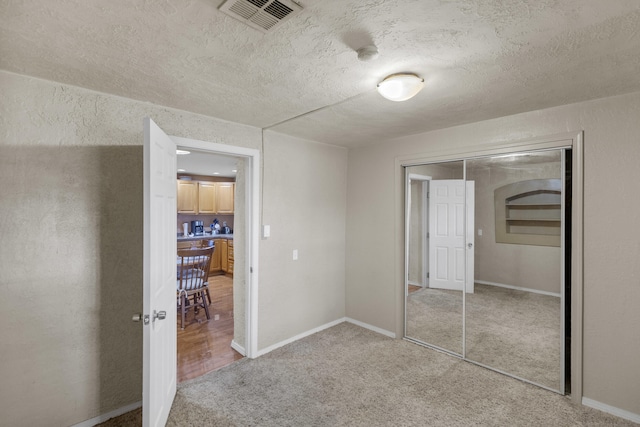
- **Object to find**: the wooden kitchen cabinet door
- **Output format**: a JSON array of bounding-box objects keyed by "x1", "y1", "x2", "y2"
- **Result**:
[
  {"x1": 219, "y1": 238, "x2": 229, "y2": 272},
  {"x1": 177, "y1": 240, "x2": 192, "y2": 250},
  {"x1": 227, "y1": 239, "x2": 234, "y2": 274},
  {"x1": 198, "y1": 182, "x2": 217, "y2": 214},
  {"x1": 177, "y1": 180, "x2": 198, "y2": 214},
  {"x1": 210, "y1": 240, "x2": 222, "y2": 273},
  {"x1": 216, "y1": 183, "x2": 234, "y2": 214}
]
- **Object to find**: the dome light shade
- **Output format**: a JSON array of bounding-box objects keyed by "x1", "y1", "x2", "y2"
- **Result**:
[{"x1": 377, "y1": 73, "x2": 424, "y2": 101}]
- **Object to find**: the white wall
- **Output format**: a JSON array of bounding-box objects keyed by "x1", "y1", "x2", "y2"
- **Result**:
[
  {"x1": 346, "y1": 91, "x2": 640, "y2": 416},
  {"x1": 0, "y1": 71, "x2": 348, "y2": 426},
  {"x1": 259, "y1": 131, "x2": 348, "y2": 348}
]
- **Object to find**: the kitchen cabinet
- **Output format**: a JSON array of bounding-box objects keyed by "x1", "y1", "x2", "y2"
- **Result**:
[
  {"x1": 216, "y1": 183, "x2": 235, "y2": 214},
  {"x1": 176, "y1": 180, "x2": 233, "y2": 214},
  {"x1": 177, "y1": 180, "x2": 198, "y2": 214},
  {"x1": 227, "y1": 239, "x2": 234, "y2": 274},
  {"x1": 210, "y1": 242, "x2": 221, "y2": 273},
  {"x1": 219, "y1": 238, "x2": 228, "y2": 272},
  {"x1": 177, "y1": 241, "x2": 191, "y2": 250},
  {"x1": 216, "y1": 238, "x2": 234, "y2": 275},
  {"x1": 176, "y1": 237, "x2": 233, "y2": 275},
  {"x1": 198, "y1": 182, "x2": 217, "y2": 214}
]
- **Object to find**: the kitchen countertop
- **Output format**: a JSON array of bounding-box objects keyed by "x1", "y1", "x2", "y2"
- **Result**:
[{"x1": 177, "y1": 233, "x2": 234, "y2": 241}]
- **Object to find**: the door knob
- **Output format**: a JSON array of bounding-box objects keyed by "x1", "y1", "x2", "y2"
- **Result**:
[
  {"x1": 132, "y1": 313, "x2": 150, "y2": 325},
  {"x1": 468, "y1": 243, "x2": 473, "y2": 248}
]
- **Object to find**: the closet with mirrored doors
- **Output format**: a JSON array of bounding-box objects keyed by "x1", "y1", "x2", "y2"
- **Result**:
[{"x1": 404, "y1": 146, "x2": 573, "y2": 394}]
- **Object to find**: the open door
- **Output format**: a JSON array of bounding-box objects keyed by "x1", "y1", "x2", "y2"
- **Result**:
[
  {"x1": 142, "y1": 118, "x2": 177, "y2": 426},
  {"x1": 428, "y1": 180, "x2": 474, "y2": 292}
]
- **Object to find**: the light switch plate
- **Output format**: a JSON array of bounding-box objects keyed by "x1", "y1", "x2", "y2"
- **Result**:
[
  {"x1": 263, "y1": 225, "x2": 270, "y2": 238},
  {"x1": 293, "y1": 249, "x2": 298, "y2": 260}
]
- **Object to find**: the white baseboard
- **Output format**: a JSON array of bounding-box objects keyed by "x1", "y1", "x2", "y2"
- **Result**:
[
  {"x1": 475, "y1": 280, "x2": 561, "y2": 298},
  {"x1": 345, "y1": 317, "x2": 396, "y2": 338},
  {"x1": 255, "y1": 317, "x2": 397, "y2": 358},
  {"x1": 255, "y1": 318, "x2": 346, "y2": 357},
  {"x1": 231, "y1": 340, "x2": 246, "y2": 356},
  {"x1": 72, "y1": 401, "x2": 141, "y2": 427},
  {"x1": 582, "y1": 397, "x2": 640, "y2": 424}
]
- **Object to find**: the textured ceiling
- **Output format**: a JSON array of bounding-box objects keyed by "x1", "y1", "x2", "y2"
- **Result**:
[
  {"x1": 2, "y1": 0, "x2": 640, "y2": 148},
  {"x1": 177, "y1": 148, "x2": 240, "y2": 177}
]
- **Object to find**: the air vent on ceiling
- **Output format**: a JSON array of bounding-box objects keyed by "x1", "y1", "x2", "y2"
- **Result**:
[{"x1": 219, "y1": 0, "x2": 303, "y2": 33}]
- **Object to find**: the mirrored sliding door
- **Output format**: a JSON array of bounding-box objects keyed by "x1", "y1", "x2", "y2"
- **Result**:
[
  {"x1": 404, "y1": 148, "x2": 569, "y2": 393},
  {"x1": 405, "y1": 161, "x2": 465, "y2": 355},
  {"x1": 465, "y1": 150, "x2": 565, "y2": 391}
]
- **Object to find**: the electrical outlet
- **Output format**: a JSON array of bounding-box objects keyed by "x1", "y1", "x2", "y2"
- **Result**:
[{"x1": 478, "y1": 229, "x2": 483, "y2": 236}]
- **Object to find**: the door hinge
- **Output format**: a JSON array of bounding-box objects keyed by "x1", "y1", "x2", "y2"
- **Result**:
[
  {"x1": 250, "y1": 266, "x2": 253, "y2": 273},
  {"x1": 427, "y1": 272, "x2": 430, "y2": 278}
]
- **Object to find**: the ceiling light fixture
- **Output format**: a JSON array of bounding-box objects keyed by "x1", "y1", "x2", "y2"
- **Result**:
[
  {"x1": 376, "y1": 73, "x2": 424, "y2": 102},
  {"x1": 176, "y1": 149, "x2": 191, "y2": 155}
]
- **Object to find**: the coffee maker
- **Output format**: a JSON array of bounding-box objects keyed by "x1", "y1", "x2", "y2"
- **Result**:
[{"x1": 190, "y1": 220, "x2": 204, "y2": 236}]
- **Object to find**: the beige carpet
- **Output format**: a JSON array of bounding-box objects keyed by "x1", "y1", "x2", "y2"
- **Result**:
[
  {"x1": 407, "y1": 284, "x2": 561, "y2": 390},
  {"x1": 406, "y1": 287, "x2": 463, "y2": 354},
  {"x1": 164, "y1": 322, "x2": 636, "y2": 426},
  {"x1": 466, "y1": 284, "x2": 561, "y2": 389}
]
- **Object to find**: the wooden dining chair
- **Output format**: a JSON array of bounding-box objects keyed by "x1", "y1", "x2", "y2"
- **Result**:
[{"x1": 177, "y1": 246, "x2": 214, "y2": 330}]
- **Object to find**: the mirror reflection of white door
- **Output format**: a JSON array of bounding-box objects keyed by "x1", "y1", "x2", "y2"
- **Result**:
[
  {"x1": 143, "y1": 118, "x2": 177, "y2": 426},
  {"x1": 428, "y1": 180, "x2": 474, "y2": 292}
]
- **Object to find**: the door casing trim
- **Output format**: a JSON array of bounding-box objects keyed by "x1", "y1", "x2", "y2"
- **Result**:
[{"x1": 171, "y1": 135, "x2": 260, "y2": 359}]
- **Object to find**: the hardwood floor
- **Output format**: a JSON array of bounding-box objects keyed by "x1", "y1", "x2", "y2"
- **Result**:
[
  {"x1": 177, "y1": 274, "x2": 243, "y2": 383},
  {"x1": 408, "y1": 284, "x2": 421, "y2": 294}
]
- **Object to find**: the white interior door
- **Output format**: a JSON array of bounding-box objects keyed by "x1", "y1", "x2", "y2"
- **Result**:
[
  {"x1": 429, "y1": 180, "x2": 474, "y2": 291},
  {"x1": 143, "y1": 118, "x2": 177, "y2": 427}
]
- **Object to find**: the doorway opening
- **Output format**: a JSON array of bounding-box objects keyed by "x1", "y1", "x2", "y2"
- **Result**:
[
  {"x1": 175, "y1": 149, "x2": 245, "y2": 382},
  {"x1": 170, "y1": 134, "x2": 260, "y2": 383}
]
